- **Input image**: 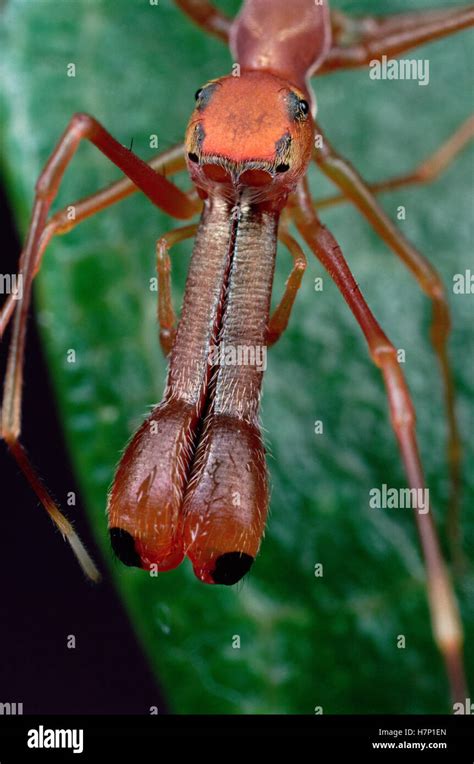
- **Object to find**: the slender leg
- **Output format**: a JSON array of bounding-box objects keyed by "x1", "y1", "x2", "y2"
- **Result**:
[
  {"x1": 291, "y1": 177, "x2": 466, "y2": 705},
  {"x1": 321, "y1": 5, "x2": 474, "y2": 73},
  {"x1": 174, "y1": 0, "x2": 231, "y2": 41},
  {"x1": 1, "y1": 115, "x2": 199, "y2": 579},
  {"x1": 6, "y1": 441, "x2": 100, "y2": 581},
  {"x1": 0, "y1": 141, "x2": 192, "y2": 335},
  {"x1": 313, "y1": 116, "x2": 474, "y2": 210},
  {"x1": 174, "y1": 1, "x2": 474, "y2": 67},
  {"x1": 155, "y1": 224, "x2": 198, "y2": 355},
  {"x1": 156, "y1": 223, "x2": 306, "y2": 356},
  {"x1": 267, "y1": 229, "x2": 307, "y2": 346},
  {"x1": 313, "y1": 120, "x2": 463, "y2": 566},
  {"x1": 0, "y1": 180, "x2": 200, "y2": 339}
]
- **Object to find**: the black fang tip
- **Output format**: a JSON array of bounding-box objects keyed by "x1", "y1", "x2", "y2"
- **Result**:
[
  {"x1": 109, "y1": 528, "x2": 142, "y2": 568},
  {"x1": 211, "y1": 552, "x2": 254, "y2": 585}
]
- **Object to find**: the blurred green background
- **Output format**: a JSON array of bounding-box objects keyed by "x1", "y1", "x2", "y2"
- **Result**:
[{"x1": 0, "y1": 0, "x2": 472, "y2": 713}]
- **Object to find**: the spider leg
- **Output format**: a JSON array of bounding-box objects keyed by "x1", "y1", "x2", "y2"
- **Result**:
[
  {"x1": 1, "y1": 115, "x2": 198, "y2": 579},
  {"x1": 267, "y1": 227, "x2": 307, "y2": 346},
  {"x1": 174, "y1": 0, "x2": 231, "y2": 41},
  {"x1": 156, "y1": 224, "x2": 199, "y2": 356},
  {"x1": 313, "y1": 116, "x2": 474, "y2": 210},
  {"x1": 322, "y1": 5, "x2": 474, "y2": 73},
  {"x1": 290, "y1": 177, "x2": 467, "y2": 704},
  {"x1": 313, "y1": 120, "x2": 466, "y2": 567}
]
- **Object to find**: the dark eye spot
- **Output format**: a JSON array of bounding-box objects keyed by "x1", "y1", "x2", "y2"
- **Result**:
[
  {"x1": 188, "y1": 152, "x2": 199, "y2": 163},
  {"x1": 298, "y1": 99, "x2": 309, "y2": 117},
  {"x1": 287, "y1": 91, "x2": 310, "y2": 121},
  {"x1": 194, "y1": 83, "x2": 220, "y2": 111},
  {"x1": 274, "y1": 132, "x2": 292, "y2": 173}
]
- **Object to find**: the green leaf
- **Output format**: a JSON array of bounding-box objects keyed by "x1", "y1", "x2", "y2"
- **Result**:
[{"x1": 1, "y1": 0, "x2": 473, "y2": 713}]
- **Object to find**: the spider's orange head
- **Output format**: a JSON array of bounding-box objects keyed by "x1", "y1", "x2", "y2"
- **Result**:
[{"x1": 185, "y1": 71, "x2": 314, "y2": 206}]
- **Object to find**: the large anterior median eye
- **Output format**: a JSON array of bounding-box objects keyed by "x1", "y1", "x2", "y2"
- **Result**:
[
  {"x1": 298, "y1": 98, "x2": 310, "y2": 118},
  {"x1": 287, "y1": 91, "x2": 310, "y2": 122}
]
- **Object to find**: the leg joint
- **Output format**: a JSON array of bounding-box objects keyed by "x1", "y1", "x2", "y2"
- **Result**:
[
  {"x1": 370, "y1": 342, "x2": 397, "y2": 367},
  {"x1": 293, "y1": 258, "x2": 307, "y2": 274},
  {"x1": 70, "y1": 112, "x2": 95, "y2": 135}
]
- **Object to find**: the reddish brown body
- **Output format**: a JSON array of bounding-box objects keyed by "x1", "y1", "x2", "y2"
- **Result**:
[
  {"x1": 108, "y1": 0, "x2": 322, "y2": 583},
  {"x1": 109, "y1": 198, "x2": 277, "y2": 583},
  {"x1": 230, "y1": 0, "x2": 331, "y2": 98}
]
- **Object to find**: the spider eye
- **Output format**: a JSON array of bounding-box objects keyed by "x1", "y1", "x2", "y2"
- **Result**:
[
  {"x1": 287, "y1": 91, "x2": 310, "y2": 122},
  {"x1": 298, "y1": 99, "x2": 309, "y2": 117},
  {"x1": 194, "y1": 83, "x2": 219, "y2": 111}
]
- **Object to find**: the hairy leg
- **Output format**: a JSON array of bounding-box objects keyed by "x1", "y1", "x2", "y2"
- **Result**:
[
  {"x1": 155, "y1": 224, "x2": 199, "y2": 355},
  {"x1": 0, "y1": 145, "x2": 199, "y2": 338},
  {"x1": 267, "y1": 228, "x2": 307, "y2": 346},
  {"x1": 174, "y1": 0, "x2": 231, "y2": 41},
  {"x1": 313, "y1": 120, "x2": 465, "y2": 564},
  {"x1": 313, "y1": 116, "x2": 474, "y2": 210},
  {"x1": 290, "y1": 177, "x2": 466, "y2": 704},
  {"x1": 322, "y1": 5, "x2": 474, "y2": 73},
  {"x1": 1, "y1": 115, "x2": 198, "y2": 578}
]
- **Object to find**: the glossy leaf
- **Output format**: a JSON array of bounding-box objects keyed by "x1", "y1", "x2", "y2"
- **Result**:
[{"x1": 1, "y1": 0, "x2": 473, "y2": 713}]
